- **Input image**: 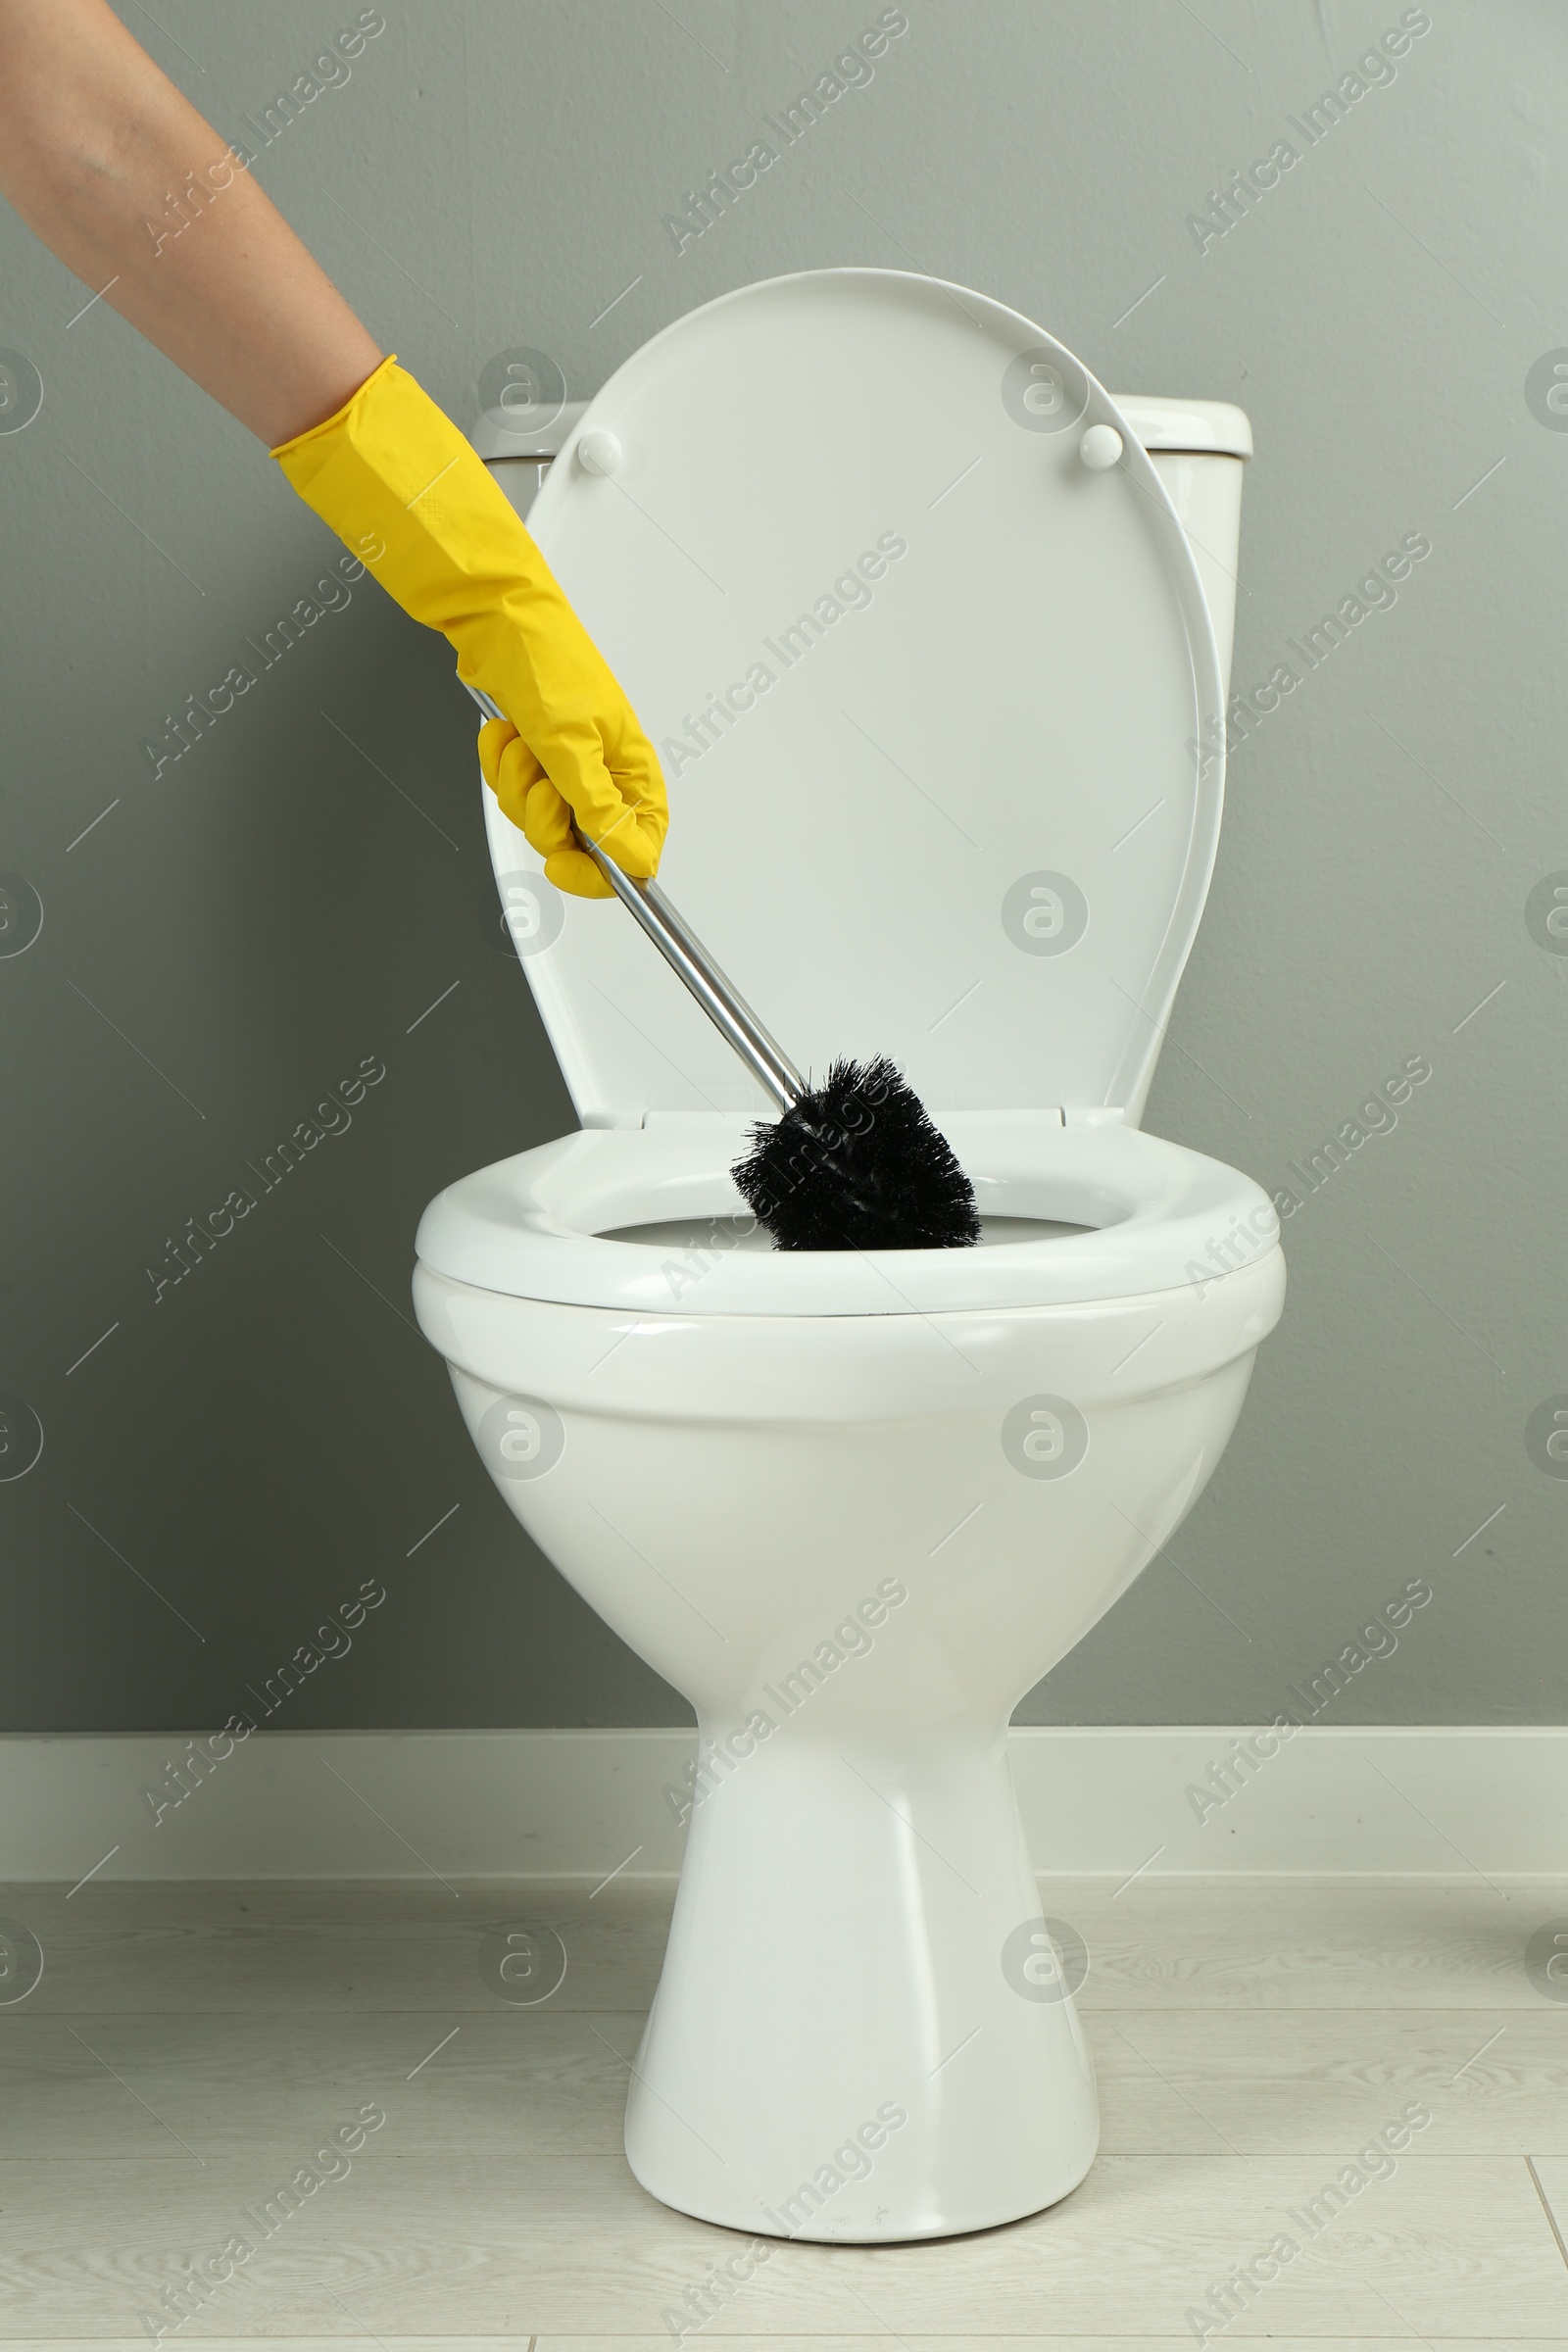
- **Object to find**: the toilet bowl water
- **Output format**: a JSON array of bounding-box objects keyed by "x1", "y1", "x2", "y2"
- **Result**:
[
  {"x1": 414, "y1": 270, "x2": 1282, "y2": 2237},
  {"x1": 604, "y1": 1209, "x2": 1087, "y2": 1249}
]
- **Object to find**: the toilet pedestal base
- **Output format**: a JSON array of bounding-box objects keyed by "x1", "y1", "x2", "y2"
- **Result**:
[{"x1": 624, "y1": 1723, "x2": 1099, "y2": 2243}]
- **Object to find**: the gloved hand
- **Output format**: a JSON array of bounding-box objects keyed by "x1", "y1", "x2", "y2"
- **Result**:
[{"x1": 272, "y1": 357, "x2": 666, "y2": 899}]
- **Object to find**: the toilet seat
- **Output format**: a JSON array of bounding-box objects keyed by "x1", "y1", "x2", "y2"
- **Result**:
[{"x1": 414, "y1": 1110, "x2": 1278, "y2": 1316}]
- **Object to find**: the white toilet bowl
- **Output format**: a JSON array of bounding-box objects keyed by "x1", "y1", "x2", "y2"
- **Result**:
[
  {"x1": 415, "y1": 1112, "x2": 1281, "y2": 2237},
  {"x1": 415, "y1": 269, "x2": 1283, "y2": 2239}
]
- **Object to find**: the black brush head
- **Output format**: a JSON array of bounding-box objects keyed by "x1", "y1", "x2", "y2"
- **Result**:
[{"x1": 731, "y1": 1055, "x2": 981, "y2": 1252}]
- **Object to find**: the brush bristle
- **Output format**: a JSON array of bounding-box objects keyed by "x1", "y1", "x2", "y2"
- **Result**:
[{"x1": 731, "y1": 1055, "x2": 981, "y2": 1251}]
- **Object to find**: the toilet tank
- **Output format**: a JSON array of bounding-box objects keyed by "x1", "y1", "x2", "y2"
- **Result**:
[
  {"x1": 1112, "y1": 397, "x2": 1251, "y2": 700},
  {"x1": 471, "y1": 391, "x2": 1251, "y2": 700}
]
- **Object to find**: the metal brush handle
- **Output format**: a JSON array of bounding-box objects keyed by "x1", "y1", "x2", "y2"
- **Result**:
[{"x1": 466, "y1": 682, "x2": 804, "y2": 1113}]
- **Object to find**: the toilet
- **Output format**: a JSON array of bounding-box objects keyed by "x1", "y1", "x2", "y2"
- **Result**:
[{"x1": 414, "y1": 269, "x2": 1285, "y2": 2243}]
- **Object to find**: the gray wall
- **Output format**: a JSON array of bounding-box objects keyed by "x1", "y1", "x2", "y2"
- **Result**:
[{"x1": 2, "y1": 0, "x2": 1562, "y2": 1733}]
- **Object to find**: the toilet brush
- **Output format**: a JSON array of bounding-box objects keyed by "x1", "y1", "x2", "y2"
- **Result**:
[{"x1": 466, "y1": 683, "x2": 980, "y2": 1251}]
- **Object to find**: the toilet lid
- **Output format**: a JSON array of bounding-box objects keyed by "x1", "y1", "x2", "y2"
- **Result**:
[{"x1": 485, "y1": 269, "x2": 1224, "y2": 1125}]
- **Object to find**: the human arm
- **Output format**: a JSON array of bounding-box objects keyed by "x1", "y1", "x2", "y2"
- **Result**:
[
  {"x1": 0, "y1": 0, "x2": 380, "y2": 443},
  {"x1": 0, "y1": 0, "x2": 666, "y2": 891}
]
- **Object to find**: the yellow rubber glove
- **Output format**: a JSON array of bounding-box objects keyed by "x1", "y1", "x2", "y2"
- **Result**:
[{"x1": 272, "y1": 357, "x2": 665, "y2": 899}]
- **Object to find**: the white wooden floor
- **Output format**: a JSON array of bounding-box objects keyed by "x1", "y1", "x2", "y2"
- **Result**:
[{"x1": 3, "y1": 1875, "x2": 1568, "y2": 2348}]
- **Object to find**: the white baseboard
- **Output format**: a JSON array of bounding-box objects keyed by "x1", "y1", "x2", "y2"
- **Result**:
[{"x1": 2, "y1": 1726, "x2": 1564, "y2": 1884}]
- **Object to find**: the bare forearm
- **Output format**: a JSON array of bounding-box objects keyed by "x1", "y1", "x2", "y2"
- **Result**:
[{"x1": 0, "y1": 0, "x2": 381, "y2": 443}]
